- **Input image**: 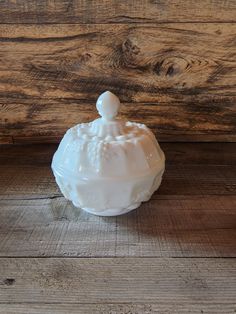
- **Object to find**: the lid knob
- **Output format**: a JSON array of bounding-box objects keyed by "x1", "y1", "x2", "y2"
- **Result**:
[{"x1": 96, "y1": 91, "x2": 120, "y2": 121}]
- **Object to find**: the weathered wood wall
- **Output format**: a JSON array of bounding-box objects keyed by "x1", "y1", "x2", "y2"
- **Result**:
[{"x1": 0, "y1": 1, "x2": 236, "y2": 144}]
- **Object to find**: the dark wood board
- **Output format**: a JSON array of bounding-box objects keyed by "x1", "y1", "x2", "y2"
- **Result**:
[
  {"x1": 0, "y1": 143, "x2": 235, "y2": 197},
  {"x1": 1, "y1": 143, "x2": 236, "y2": 165},
  {"x1": 2, "y1": 102, "x2": 236, "y2": 143},
  {"x1": 0, "y1": 0, "x2": 235, "y2": 24},
  {"x1": 1, "y1": 23, "x2": 236, "y2": 143},
  {"x1": 1, "y1": 163, "x2": 236, "y2": 197}
]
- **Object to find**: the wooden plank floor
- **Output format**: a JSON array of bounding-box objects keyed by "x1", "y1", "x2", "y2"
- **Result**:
[{"x1": 0, "y1": 143, "x2": 235, "y2": 313}]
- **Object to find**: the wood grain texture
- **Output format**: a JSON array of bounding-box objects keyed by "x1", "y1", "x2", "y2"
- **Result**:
[
  {"x1": 1, "y1": 0, "x2": 236, "y2": 309},
  {"x1": 0, "y1": 258, "x2": 235, "y2": 304},
  {"x1": 1, "y1": 303, "x2": 236, "y2": 314},
  {"x1": 2, "y1": 102, "x2": 236, "y2": 143},
  {"x1": 1, "y1": 143, "x2": 236, "y2": 165},
  {"x1": 0, "y1": 143, "x2": 236, "y2": 198},
  {"x1": 1, "y1": 23, "x2": 236, "y2": 143},
  {"x1": 0, "y1": 144, "x2": 235, "y2": 258},
  {"x1": 0, "y1": 196, "x2": 235, "y2": 257},
  {"x1": 1, "y1": 164, "x2": 236, "y2": 196},
  {"x1": 0, "y1": 136, "x2": 12, "y2": 144},
  {"x1": 1, "y1": 143, "x2": 235, "y2": 196},
  {"x1": 0, "y1": 145, "x2": 235, "y2": 312},
  {"x1": 0, "y1": 0, "x2": 235, "y2": 23}
]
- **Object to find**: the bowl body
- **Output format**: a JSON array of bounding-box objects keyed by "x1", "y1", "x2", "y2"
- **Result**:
[{"x1": 52, "y1": 161, "x2": 164, "y2": 216}]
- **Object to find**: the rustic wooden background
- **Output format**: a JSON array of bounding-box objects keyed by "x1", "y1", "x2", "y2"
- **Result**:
[{"x1": 1, "y1": 0, "x2": 236, "y2": 144}]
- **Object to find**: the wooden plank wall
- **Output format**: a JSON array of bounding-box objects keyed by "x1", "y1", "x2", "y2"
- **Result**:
[{"x1": 0, "y1": 1, "x2": 236, "y2": 144}]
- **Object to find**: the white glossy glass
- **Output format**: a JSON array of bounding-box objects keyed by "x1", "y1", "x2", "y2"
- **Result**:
[{"x1": 52, "y1": 91, "x2": 165, "y2": 216}]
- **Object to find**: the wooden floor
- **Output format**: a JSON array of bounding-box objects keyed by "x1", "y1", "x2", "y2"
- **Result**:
[{"x1": 0, "y1": 143, "x2": 235, "y2": 313}]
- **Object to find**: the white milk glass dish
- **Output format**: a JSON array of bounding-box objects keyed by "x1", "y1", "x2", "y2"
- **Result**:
[{"x1": 52, "y1": 91, "x2": 165, "y2": 216}]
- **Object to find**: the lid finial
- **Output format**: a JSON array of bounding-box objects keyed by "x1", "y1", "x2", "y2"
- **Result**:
[{"x1": 96, "y1": 91, "x2": 120, "y2": 121}]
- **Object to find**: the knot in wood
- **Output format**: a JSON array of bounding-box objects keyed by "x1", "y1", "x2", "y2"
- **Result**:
[
  {"x1": 122, "y1": 38, "x2": 140, "y2": 56},
  {"x1": 154, "y1": 56, "x2": 189, "y2": 77}
]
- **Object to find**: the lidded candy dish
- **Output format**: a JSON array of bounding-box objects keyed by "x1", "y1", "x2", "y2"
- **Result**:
[{"x1": 52, "y1": 91, "x2": 165, "y2": 216}]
